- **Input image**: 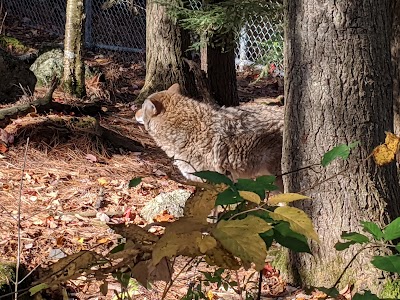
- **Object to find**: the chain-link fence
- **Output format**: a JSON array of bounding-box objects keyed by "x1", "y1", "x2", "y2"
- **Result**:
[{"x1": 4, "y1": 0, "x2": 283, "y2": 68}]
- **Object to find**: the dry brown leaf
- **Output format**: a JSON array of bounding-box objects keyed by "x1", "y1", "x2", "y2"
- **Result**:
[{"x1": 153, "y1": 210, "x2": 175, "y2": 222}]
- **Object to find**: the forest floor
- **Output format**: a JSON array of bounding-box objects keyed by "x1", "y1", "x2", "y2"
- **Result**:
[{"x1": 0, "y1": 17, "x2": 335, "y2": 300}]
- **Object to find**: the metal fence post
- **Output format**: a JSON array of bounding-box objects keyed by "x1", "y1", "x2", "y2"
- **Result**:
[{"x1": 84, "y1": 0, "x2": 93, "y2": 48}]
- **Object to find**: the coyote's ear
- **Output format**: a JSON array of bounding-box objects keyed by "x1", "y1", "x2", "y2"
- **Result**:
[
  {"x1": 143, "y1": 99, "x2": 163, "y2": 116},
  {"x1": 167, "y1": 83, "x2": 181, "y2": 94}
]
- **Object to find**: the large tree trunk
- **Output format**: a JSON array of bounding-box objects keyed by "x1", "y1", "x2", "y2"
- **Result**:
[
  {"x1": 137, "y1": 0, "x2": 197, "y2": 102},
  {"x1": 392, "y1": 1, "x2": 400, "y2": 134},
  {"x1": 63, "y1": 0, "x2": 86, "y2": 98},
  {"x1": 283, "y1": 0, "x2": 400, "y2": 293}
]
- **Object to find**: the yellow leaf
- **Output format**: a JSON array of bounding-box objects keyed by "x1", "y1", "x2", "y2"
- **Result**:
[
  {"x1": 207, "y1": 290, "x2": 215, "y2": 300},
  {"x1": 268, "y1": 193, "x2": 310, "y2": 205},
  {"x1": 269, "y1": 206, "x2": 320, "y2": 242},
  {"x1": 197, "y1": 235, "x2": 217, "y2": 253},
  {"x1": 97, "y1": 177, "x2": 108, "y2": 186},
  {"x1": 76, "y1": 237, "x2": 84, "y2": 244},
  {"x1": 212, "y1": 216, "x2": 272, "y2": 270},
  {"x1": 372, "y1": 132, "x2": 400, "y2": 166},
  {"x1": 239, "y1": 190, "x2": 261, "y2": 204},
  {"x1": 96, "y1": 237, "x2": 110, "y2": 244}
]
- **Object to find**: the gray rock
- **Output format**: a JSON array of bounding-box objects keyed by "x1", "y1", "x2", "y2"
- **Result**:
[
  {"x1": 29, "y1": 49, "x2": 64, "y2": 86},
  {"x1": 0, "y1": 49, "x2": 36, "y2": 103},
  {"x1": 30, "y1": 49, "x2": 101, "y2": 87},
  {"x1": 141, "y1": 189, "x2": 192, "y2": 222}
]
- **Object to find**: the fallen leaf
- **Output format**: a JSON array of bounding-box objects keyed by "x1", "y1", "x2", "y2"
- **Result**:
[
  {"x1": 97, "y1": 177, "x2": 108, "y2": 186},
  {"x1": 153, "y1": 210, "x2": 175, "y2": 222},
  {"x1": 85, "y1": 154, "x2": 97, "y2": 162}
]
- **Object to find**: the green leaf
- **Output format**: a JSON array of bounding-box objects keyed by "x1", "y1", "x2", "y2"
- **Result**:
[
  {"x1": 396, "y1": 243, "x2": 400, "y2": 253},
  {"x1": 321, "y1": 142, "x2": 359, "y2": 167},
  {"x1": 256, "y1": 175, "x2": 277, "y2": 185},
  {"x1": 353, "y1": 291, "x2": 379, "y2": 300},
  {"x1": 192, "y1": 171, "x2": 233, "y2": 186},
  {"x1": 341, "y1": 232, "x2": 369, "y2": 243},
  {"x1": 216, "y1": 188, "x2": 243, "y2": 205},
  {"x1": 334, "y1": 241, "x2": 356, "y2": 251},
  {"x1": 371, "y1": 255, "x2": 400, "y2": 273},
  {"x1": 29, "y1": 283, "x2": 49, "y2": 296},
  {"x1": 361, "y1": 221, "x2": 383, "y2": 240},
  {"x1": 273, "y1": 222, "x2": 311, "y2": 253},
  {"x1": 383, "y1": 217, "x2": 400, "y2": 241},
  {"x1": 234, "y1": 178, "x2": 265, "y2": 199},
  {"x1": 110, "y1": 243, "x2": 125, "y2": 254},
  {"x1": 128, "y1": 177, "x2": 142, "y2": 188}
]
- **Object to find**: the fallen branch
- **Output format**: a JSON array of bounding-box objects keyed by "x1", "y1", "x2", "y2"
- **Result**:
[{"x1": 0, "y1": 77, "x2": 103, "y2": 128}]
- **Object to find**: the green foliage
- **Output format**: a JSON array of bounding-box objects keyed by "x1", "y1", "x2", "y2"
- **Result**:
[
  {"x1": 361, "y1": 221, "x2": 384, "y2": 240},
  {"x1": 371, "y1": 255, "x2": 400, "y2": 273},
  {"x1": 353, "y1": 291, "x2": 380, "y2": 300},
  {"x1": 193, "y1": 171, "x2": 234, "y2": 186},
  {"x1": 163, "y1": 0, "x2": 283, "y2": 50},
  {"x1": 257, "y1": 35, "x2": 284, "y2": 66},
  {"x1": 381, "y1": 279, "x2": 400, "y2": 299},
  {"x1": 128, "y1": 177, "x2": 142, "y2": 188},
  {"x1": 334, "y1": 218, "x2": 400, "y2": 298},
  {"x1": 383, "y1": 217, "x2": 400, "y2": 241},
  {"x1": 321, "y1": 142, "x2": 359, "y2": 167}
]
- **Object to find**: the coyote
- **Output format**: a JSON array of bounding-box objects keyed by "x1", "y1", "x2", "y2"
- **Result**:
[{"x1": 135, "y1": 84, "x2": 284, "y2": 188}]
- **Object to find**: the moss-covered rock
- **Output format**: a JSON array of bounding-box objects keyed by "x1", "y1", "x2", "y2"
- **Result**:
[
  {"x1": 0, "y1": 261, "x2": 16, "y2": 299},
  {"x1": 30, "y1": 49, "x2": 64, "y2": 87},
  {"x1": 381, "y1": 279, "x2": 400, "y2": 299}
]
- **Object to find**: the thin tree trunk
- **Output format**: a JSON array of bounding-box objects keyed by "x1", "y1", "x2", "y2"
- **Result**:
[
  {"x1": 63, "y1": 0, "x2": 86, "y2": 98},
  {"x1": 137, "y1": 0, "x2": 197, "y2": 102},
  {"x1": 205, "y1": 41, "x2": 239, "y2": 107},
  {"x1": 283, "y1": 0, "x2": 400, "y2": 293}
]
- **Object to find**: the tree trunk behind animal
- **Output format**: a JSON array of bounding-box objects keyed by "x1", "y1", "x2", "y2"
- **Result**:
[
  {"x1": 282, "y1": 0, "x2": 400, "y2": 293},
  {"x1": 63, "y1": 0, "x2": 86, "y2": 98},
  {"x1": 137, "y1": 0, "x2": 198, "y2": 102},
  {"x1": 200, "y1": 0, "x2": 239, "y2": 107}
]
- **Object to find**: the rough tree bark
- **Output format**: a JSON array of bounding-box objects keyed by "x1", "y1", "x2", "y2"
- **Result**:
[
  {"x1": 63, "y1": 0, "x2": 86, "y2": 97},
  {"x1": 137, "y1": 0, "x2": 198, "y2": 102},
  {"x1": 283, "y1": 0, "x2": 400, "y2": 293},
  {"x1": 392, "y1": 1, "x2": 400, "y2": 134}
]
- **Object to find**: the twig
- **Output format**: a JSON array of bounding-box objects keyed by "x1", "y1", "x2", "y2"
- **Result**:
[
  {"x1": 14, "y1": 137, "x2": 29, "y2": 300},
  {"x1": 161, "y1": 257, "x2": 195, "y2": 300},
  {"x1": 235, "y1": 270, "x2": 244, "y2": 300},
  {"x1": 257, "y1": 270, "x2": 262, "y2": 300},
  {"x1": 330, "y1": 244, "x2": 379, "y2": 290}
]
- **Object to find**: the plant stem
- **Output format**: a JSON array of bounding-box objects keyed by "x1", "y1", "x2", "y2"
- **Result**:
[{"x1": 14, "y1": 137, "x2": 30, "y2": 300}]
